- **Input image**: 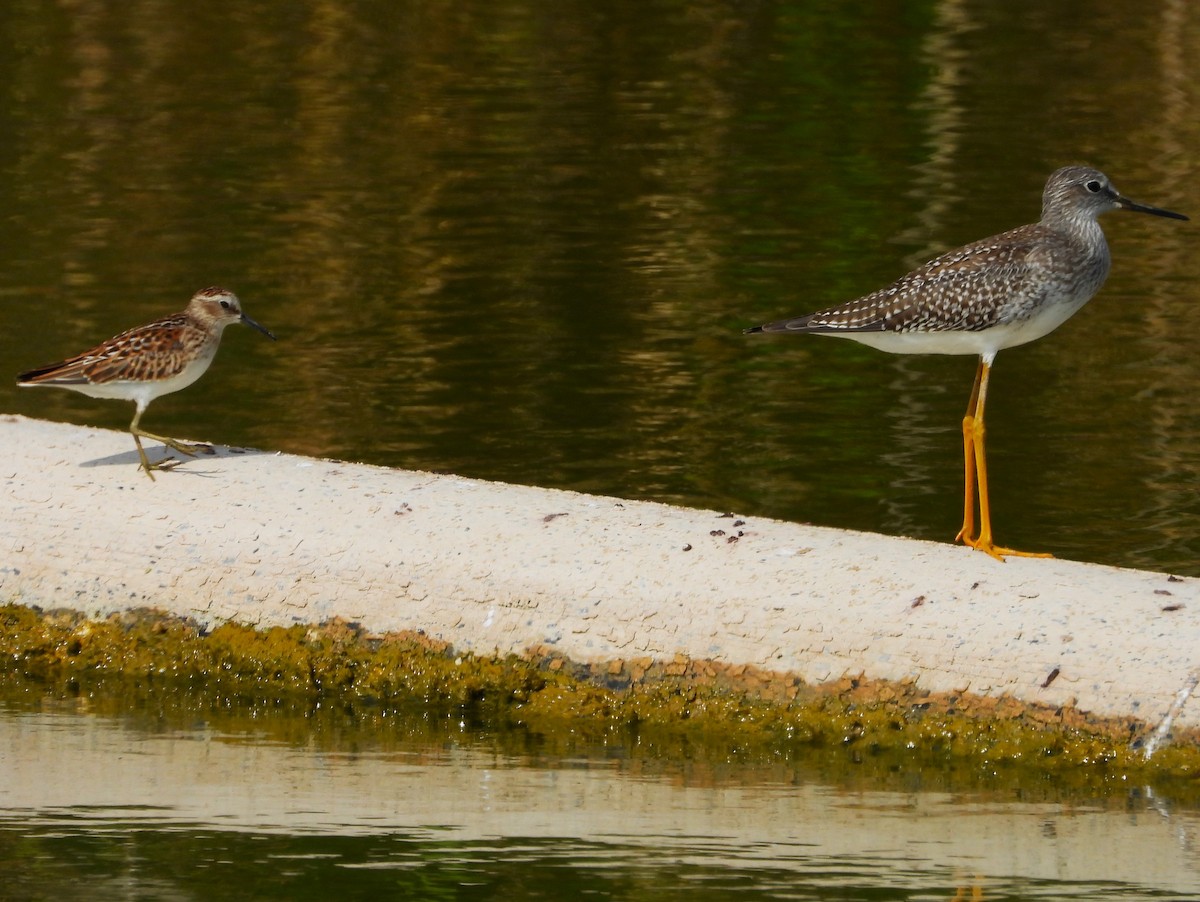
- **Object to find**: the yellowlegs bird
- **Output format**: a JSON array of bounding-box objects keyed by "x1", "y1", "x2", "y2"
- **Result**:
[
  {"x1": 746, "y1": 166, "x2": 1187, "y2": 560},
  {"x1": 18, "y1": 287, "x2": 275, "y2": 479}
]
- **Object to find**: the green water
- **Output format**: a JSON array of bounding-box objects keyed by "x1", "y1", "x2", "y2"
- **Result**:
[{"x1": 1, "y1": 1, "x2": 1196, "y2": 573}]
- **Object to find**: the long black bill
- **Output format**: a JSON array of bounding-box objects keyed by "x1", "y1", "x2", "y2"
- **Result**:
[
  {"x1": 1117, "y1": 194, "x2": 1189, "y2": 221},
  {"x1": 242, "y1": 313, "x2": 277, "y2": 341}
]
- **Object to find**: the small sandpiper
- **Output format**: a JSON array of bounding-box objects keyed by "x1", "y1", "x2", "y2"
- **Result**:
[
  {"x1": 746, "y1": 166, "x2": 1187, "y2": 560},
  {"x1": 18, "y1": 286, "x2": 276, "y2": 479}
]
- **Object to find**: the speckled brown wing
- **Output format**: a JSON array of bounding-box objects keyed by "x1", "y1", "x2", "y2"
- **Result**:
[
  {"x1": 762, "y1": 224, "x2": 1069, "y2": 335},
  {"x1": 17, "y1": 314, "x2": 192, "y2": 386}
]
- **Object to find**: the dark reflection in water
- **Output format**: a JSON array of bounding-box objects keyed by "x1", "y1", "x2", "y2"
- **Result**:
[
  {"x1": 1, "y1": 676, "x2": 1198, "y2": 902},
  {"x1": 0, "y1": 825, "x2": 1046, "y2": 902},
  {"x1": 4, "y1": 823, "x2": 1183, "y2": 902},
  {"x1": 1, "y1": 1, "x2": 1196, "y2": 573}
]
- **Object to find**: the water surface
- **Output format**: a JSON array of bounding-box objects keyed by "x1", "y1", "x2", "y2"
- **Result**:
[{"x1": 2, "y1": 700, "x2": 1198, "y2": 900}]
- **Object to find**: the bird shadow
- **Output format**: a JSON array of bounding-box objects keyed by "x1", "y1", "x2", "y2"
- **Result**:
[{"x1": 81, "y1": 442, "x2": 274, "y2": 477}]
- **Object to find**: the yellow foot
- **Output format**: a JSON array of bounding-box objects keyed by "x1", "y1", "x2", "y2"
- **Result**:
[{"x1": 956, "y1": 532, "x2": 1053, "y2": 561}]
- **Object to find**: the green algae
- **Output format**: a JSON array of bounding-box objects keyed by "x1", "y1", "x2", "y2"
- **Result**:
[{"x1": 1, "y1": 602, "x2": 1198, "y2": 797}]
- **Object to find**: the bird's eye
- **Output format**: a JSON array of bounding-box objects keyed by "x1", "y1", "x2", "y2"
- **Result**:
[
  {"x1": 220, "y1": 300, "x2": 232, "y2": 310},
  {"x1": 1085, "y1": 180, "x2": 1102, "y2": 193}
]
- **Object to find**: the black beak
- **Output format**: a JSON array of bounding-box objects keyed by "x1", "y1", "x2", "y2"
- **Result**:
[
  {"x1": 1115, "y1": 193, "x2": 1189, "y2": 221},
  {"x1": 242, "y1": 313, "x2": 277, "y2": 341}
]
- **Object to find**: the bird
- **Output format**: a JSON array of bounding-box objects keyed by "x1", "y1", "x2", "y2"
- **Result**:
[
  {"x1": 745, "y1": 166, "x2": 1187, "y2": 560},
  {"x1": 17, "y1": 286, "x2": 276, "y2": 479}
]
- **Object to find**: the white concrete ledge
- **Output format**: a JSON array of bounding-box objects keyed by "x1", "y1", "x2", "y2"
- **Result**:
[{"x1": 2, "y1": 414, "x2": 1197, "y2": 733}]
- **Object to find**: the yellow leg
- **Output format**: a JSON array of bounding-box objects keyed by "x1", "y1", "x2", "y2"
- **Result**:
[
  {"x1": 954, "y1": 356, "x2": 1051, "y2": 561},
  {"x1": 954, "y1": 359, "x2": 985, "y2": 546},
  {"x1": 129, "y1": 407, "x2": 208, "y2": 479}
]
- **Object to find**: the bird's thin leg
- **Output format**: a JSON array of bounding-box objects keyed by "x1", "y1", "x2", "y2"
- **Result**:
[
  {"x1": 966, "y1": 360, "x2": 1004, "y2": 558},
  {"x1": 958, "y1": 359, "x2": 1052, "y2": 560},
  {"x1": 130, "y1": 430, "x2": 157, "y2": 481},
  {"x1": 129, "y1": 407, "x2": 188, "y2": 478},
  {"x1": 135, "y1": 429, "x2": 214, "y2": 457},
  {"x1": 129, "y1": 404, "x2": 214, "y2": 460},
  {"x1": 954, "y1": 357, "x2": 985, "y2": 546}
]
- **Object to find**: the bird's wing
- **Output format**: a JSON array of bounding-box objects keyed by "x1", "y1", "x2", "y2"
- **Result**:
[
  {"x1": 759, "y1": 227, "x2": 1064, "y2": 334},
  {"x1": 18, "y1": 315, "x2": 192, "y2": 385}
]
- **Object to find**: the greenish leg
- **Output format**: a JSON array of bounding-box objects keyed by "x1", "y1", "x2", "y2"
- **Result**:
[{"x1": 129, "y1": 408, "x2": 208, "y2": 478}]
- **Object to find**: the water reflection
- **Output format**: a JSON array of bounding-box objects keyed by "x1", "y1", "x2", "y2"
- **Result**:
[
  {"x1": 0, "y1": 0, "x2": 1197, "y2": 574},
  {"x1": 1, "y1": 703, "x2": 1198, "y2": 900}
]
